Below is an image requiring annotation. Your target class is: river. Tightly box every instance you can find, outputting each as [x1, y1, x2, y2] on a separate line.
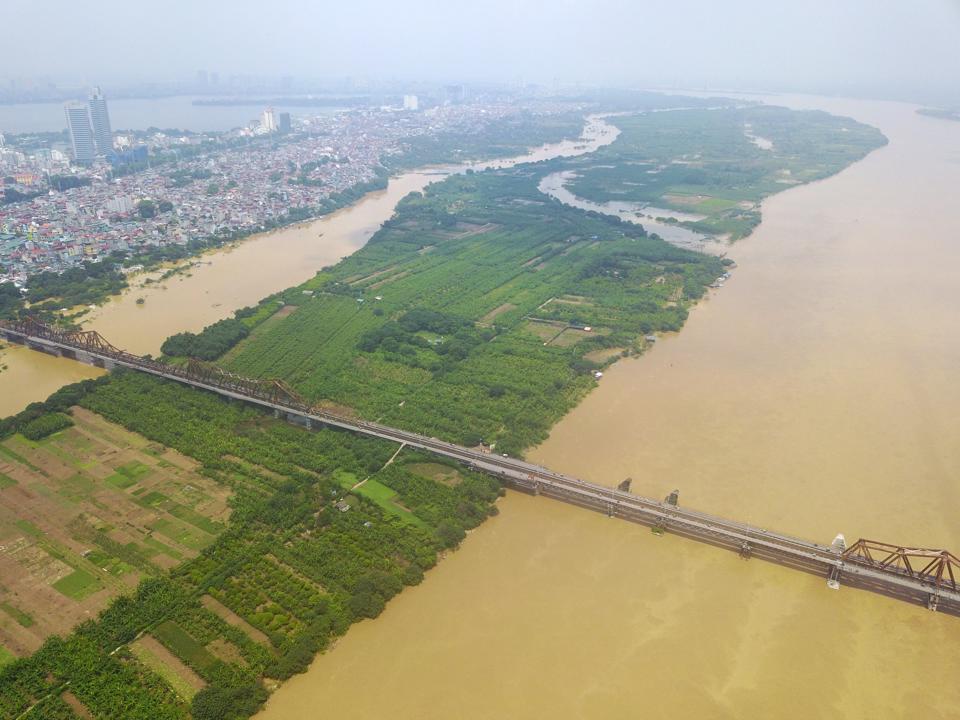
[0, 115, 619, 416]
[255, 96, 960, 719]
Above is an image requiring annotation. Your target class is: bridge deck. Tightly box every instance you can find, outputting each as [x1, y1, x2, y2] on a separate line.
[3, 323, 957, 617]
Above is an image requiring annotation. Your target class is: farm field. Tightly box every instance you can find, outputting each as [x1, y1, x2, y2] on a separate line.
[0, 406, 230, 660]
[221, 168, 727, 455]
[561, 106, 887, 238]
[0, 373, 502, 720]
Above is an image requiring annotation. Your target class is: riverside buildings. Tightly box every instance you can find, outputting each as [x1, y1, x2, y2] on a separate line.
[64, 102, 96, 162]
[64, 87, 114, 162]
[89, 87, 113, 154]
[1, 100, 581, 287]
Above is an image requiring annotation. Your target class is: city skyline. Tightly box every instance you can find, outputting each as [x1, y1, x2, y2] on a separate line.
[1, 1, 959, 106]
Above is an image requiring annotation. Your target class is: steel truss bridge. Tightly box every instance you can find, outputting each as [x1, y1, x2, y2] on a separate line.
[2, 317, 958, 617]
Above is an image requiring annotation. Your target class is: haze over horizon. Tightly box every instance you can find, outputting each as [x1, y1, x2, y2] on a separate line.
[4, 0, 960, 105]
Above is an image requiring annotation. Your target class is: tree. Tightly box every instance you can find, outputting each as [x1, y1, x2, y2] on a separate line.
[158, 200, 174, 212]
[137, 199, 157, 219]
[436, 520, 465, 549]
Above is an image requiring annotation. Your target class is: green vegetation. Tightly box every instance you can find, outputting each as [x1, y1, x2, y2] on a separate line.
[13, 262, 128, 320]
[20, 412, 75, 441]
[0, 646, 14, 669]
[0, 370, 501, 719]
[223, 168, 724, 454]
[129, 641, 199, 701]
[560, 106, 886, 238]
[387, 111, 586, 170]
[53, 569, 101, 600]
[0, 601, 34, 628]
[161, 318, 250, 360]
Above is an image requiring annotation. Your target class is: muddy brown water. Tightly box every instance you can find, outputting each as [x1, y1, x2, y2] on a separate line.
[255, 96, 960, 719]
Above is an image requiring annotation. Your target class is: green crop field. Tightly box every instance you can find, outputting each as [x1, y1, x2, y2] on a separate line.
[130, 640, 199, 701]
[0, 602, 34, 628]
[52, 568, 101, 600]
[152, 621, 219, 675]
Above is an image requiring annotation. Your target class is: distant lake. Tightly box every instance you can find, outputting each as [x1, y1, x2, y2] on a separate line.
[0, 96, 347, 134]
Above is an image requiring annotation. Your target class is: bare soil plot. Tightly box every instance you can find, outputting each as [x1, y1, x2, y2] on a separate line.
[522, 320, 568, 343]
[369, 270, 411, 290]
[548, 328, 594, 347]
[346, 264, 399, 286]
[0, 410, 232, 654]
[207, 637, 247, 667]
[201, 595, 272, 647]
[585, 347, 627, 363]
[478, 303, 517, 325]
[131, 635, 205, 700]
[444, 222, 500, 239]
[406, 462, 464, 487]
[61, 691, 94, 719]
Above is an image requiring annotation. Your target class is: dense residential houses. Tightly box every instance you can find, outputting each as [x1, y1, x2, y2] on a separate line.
[0, 101, 567, 287]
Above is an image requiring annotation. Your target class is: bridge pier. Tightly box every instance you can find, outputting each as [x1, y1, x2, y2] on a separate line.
[827, 564, 842, 590]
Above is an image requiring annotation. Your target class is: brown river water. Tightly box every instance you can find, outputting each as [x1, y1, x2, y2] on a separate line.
[0, 116, 617, 417]
[256, 96, 960, 719]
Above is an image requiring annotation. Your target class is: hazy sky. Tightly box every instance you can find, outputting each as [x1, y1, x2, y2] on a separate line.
[7, 0, 960, 102]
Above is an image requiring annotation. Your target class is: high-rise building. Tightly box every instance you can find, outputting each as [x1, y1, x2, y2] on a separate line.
[278, 112, 291, 133]
[88, 87, 113, 154]
[262, 107, 278, 132]
[64, 102, 95, 162]
[403, 95, 419, 111]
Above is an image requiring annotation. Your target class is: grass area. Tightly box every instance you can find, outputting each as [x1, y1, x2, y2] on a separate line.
[166, 502, 224, 536]
[149, 518, 215, 552]
[85, 549, 134, 577]
[152, 620, 218, 673]
[0, 601, 34, 627]
[129, 641, 199, 701]
[0, 443, 42, 473]
[143, 535, 185, 562]
[354, 479, 428, 528]
[0, 645, 14, 669]
[15, 519, 42, 538]
[0, 472, 15, 489]
[52, 568, 101, 600]
[105, 472, 138, 489]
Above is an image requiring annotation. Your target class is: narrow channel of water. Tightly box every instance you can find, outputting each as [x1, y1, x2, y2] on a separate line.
[0, 116, 619, 417]
[256, 96, 960, 719]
